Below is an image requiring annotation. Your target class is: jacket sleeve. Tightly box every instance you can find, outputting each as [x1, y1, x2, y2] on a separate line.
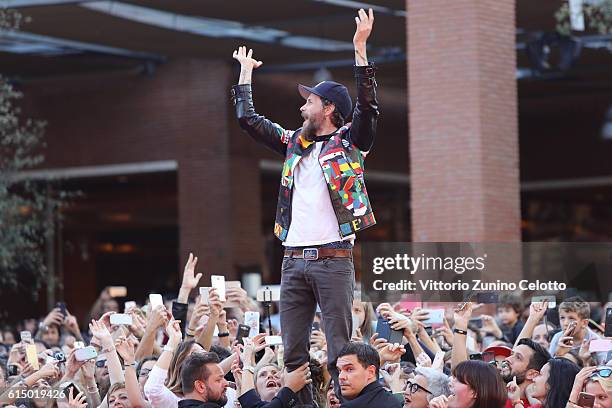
[238, 387, 298, 408]
[231, 84, 292, 157]
[172, 301, 188, 338]
[348, 64, 379, 153]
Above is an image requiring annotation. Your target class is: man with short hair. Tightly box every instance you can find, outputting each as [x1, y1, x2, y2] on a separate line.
[179, 352, 229, 408]
[231, 8, 378, 407]
[501, 338, 551, 408]
[335, 342, 402, 407]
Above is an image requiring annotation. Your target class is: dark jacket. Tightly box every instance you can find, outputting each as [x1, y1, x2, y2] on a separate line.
[178, 398, 224, 408]
[341, 381, 402, 408]
[238, 387, 298, 408]
[231, 64, 379, 241]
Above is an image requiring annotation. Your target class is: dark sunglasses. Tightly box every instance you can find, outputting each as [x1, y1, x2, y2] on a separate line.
[139, 368, 152, 377]
[405, 381, 433, 395]
[95, 359, 107, 368]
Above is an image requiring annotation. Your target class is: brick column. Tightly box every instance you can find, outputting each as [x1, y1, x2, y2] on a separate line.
[407, 0, 520, 242]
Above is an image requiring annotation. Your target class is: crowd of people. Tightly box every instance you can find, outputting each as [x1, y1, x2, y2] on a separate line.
[0, 254, 610, 408]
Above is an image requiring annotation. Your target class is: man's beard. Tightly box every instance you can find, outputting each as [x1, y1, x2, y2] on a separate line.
[206, 384, 228, 406]
[502, 370, 527, 385]
[302, 115, 320, 140]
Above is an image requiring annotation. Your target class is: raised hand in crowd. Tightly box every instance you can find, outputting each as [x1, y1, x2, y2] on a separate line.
[567, 366, 599, 405]
[67, 387, 88, 408]
[381, 362, 404, 393]
[480, 314, 503, 339]
[310, 329, 327, 352]
[451, 302, 473, 369]
[178, 252, 202, 303]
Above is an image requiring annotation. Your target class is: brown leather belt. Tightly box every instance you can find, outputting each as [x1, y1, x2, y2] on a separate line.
[284, 248, 352, 260]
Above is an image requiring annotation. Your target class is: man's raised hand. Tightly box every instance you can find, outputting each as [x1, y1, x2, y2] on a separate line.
[353, 8, 374, 47]
[232, 46, 263, 70]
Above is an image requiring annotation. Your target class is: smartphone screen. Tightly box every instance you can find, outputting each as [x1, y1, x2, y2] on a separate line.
[236, 324, 250, 345]
[211, 275, 226, 302]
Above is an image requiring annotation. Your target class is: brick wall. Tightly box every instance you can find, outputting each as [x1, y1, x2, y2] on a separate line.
[407, 0, 520, 242]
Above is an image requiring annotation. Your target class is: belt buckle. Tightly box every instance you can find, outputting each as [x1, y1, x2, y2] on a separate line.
[303, 248, 318, 261]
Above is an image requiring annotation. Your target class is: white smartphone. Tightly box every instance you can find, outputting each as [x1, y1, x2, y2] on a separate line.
[199, 287, 211, 304]
[532, 296, 556, 309]
[244, 311, 260, 338]
[124, 301, 137, 312]
[351, 314, 360, 337]
[74, 346, 98, 362]
[423, 309, 445, 327]
[211, 275, 226, 302]
[589, 339, 612, 353]
[110, 313, 133, 326]
[225, 281, 241, 307]
[149, 294, 163, 308]
[20, 331, 32, 344]
[265, 335, 283, 346]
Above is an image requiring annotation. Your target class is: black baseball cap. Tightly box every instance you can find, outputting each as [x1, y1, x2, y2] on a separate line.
[298, 81, 352, 120]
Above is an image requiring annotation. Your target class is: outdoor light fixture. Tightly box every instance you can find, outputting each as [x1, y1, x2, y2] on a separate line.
[526, 32, 582, 73]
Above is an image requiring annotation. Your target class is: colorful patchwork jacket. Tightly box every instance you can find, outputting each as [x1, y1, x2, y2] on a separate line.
[231, 64, 379, 241]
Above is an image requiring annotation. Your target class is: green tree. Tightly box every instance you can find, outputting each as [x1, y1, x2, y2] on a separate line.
[0, 8, 65, 299]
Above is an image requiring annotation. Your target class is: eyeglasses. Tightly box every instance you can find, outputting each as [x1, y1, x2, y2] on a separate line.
[139, 368, 152, 377]
[405, 381, 433, 395]
[95, 359, 107, 368]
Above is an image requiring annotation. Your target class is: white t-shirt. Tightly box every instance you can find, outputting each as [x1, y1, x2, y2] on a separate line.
[284, 141, 354, 246]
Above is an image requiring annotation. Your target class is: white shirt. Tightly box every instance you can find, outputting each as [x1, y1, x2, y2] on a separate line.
[284, 141, 354, 246]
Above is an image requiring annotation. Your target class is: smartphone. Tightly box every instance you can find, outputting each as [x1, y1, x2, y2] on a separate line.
[110, 313, 133, 326]
[225, 281, 241, 307]
[589, 339, 612, 353]
[277, 344, 284, 369]
[60, 381, 80, 400]
[312, 321, 321, 332]
[211, 275, 226, 302]
[577, 392, 595, 408]
[469, 317, 483, 329]
[109, 286, 127, 298]
[236, 324, 251, 345]
[476, 292, 498, 304]
[376, 316, 403, 344]
[469, 353, 483, 361]
[265, 335, 283, 346]
[53, 351, 66, 363]
[20, 331, 32, 343]
[532, 295, 556, 309]
[422, 309, 445, 327]
[149, 294, 163, 309]
[56, 302, 67, 317]
[25, 343, 39, 370]
[244, 311, 260, 338]
[74, 346, 98, 362]
[605, 307, 612, 338]
[124, 301, 137, 312]
[199, 287, 211, 304]
[7, 364, 18, 376]
[256, 286, 281, 302]
[351, 314, 360, 336]
[482, 351, 495, 363]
